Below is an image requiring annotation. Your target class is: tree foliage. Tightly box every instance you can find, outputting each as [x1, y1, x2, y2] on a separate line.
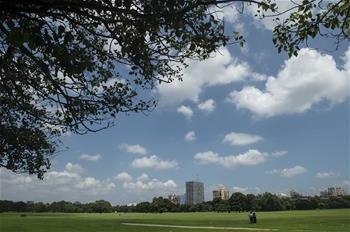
[1, 193, 349, 213]
[0, 0, 348, 178]
[272, 0, 350, 56]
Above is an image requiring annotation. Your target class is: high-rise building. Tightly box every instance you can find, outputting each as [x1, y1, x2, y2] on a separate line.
[328, 187, 336, 196]
[186, 181, 204, 205]
[213, 187, 230, 200]
[320, 187, 346, 197]
[335, 187, 346, 196]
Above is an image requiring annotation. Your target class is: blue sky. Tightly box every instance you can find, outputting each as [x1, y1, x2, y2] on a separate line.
[1, 3, 349, 205]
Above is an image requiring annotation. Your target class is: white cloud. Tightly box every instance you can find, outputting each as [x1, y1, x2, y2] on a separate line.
[157, 47, 260, 106]
[194, 149, 267, 168]
[0, 169, 33, 185]
[316, 171, 337, 179]
[119, 144, 147, 155]
[77, 177, 103, 189]
[228, 48, 350, 117]
[131, 155, 178, 170]
[223, 132, 263, 146]
[281, 166, 307, 177]
[177, 105, 193, 119]
[213, 4, 239, 23]
[270, 150, 288, 157]
[266, 169, 281, 175]
[80, 153, 102, 161]
[123, 179, 177, 192]
[185, 131, 196, 142]
[0, 163, 116, 201]
[267, 165, 307, 178]
[344, 47, 350, 71]
[65, 163, 84, 174]
[114, 172, 133, 182]
[104, 38, 121, 54]
[198, 99, 216, 113]
[136, 173, 149, 181]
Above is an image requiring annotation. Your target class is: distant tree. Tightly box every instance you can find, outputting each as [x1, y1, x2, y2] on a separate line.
[245, 194, 257, 211]
[229, 192, 247, 212]
[324, 196, 350, 209]
[135, 202, 151, 212]
[150, 197, 175, 213]
[0, 200, 14, 212]
[33, 202, 47, 212]
[257, 192, 283, 211]
[93, 200, 113, 213]
[13, 201, 27, 212]
[1, 194, 350, 213]
[1, 0, 348, 177]
[217, 201, 230, 212]
[279, 196, 295, 210]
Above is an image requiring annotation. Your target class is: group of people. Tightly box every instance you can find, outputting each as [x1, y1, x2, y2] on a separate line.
[248, 211, 257, 224]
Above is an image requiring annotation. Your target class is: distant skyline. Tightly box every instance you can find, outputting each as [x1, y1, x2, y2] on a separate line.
[1, 3, 349, 205]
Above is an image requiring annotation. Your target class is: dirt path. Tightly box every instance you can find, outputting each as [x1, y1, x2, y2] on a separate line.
[121, 222, 279, 231]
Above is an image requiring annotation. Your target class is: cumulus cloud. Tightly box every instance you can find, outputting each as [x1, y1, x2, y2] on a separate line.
[131, 155, 178, 170]
[114, 172, 177, 194]
[119, 144, 147, 155]
[65, 163, 84, 173]
[185, 131, 196, 142]
[267, 165, 307, 177]
[137, 173, 149, 181]
[223, 132, 263, 146]
[344, 47, 350, 71]
[194, 149, 268, 168]
[0, 169, 33, 186]
[212, 4, 239, 23]
[177, 105, 193, 119]
[0, 164, 116, 202]
[80, 153, 102, 161]
[198, 99, 216, 113]
[114, 172, 133, 182]
[123, 179, 177, 192]
[157, 47, 263, 106]
[228, 48, 350, 117]
[316, 171, 337, 179]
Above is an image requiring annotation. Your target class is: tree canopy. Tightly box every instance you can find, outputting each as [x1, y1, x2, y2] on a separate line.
[0, 0, 349, 178]
[1, 193, 349, 213]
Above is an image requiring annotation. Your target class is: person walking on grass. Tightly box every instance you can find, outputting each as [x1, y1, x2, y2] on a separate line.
[252, 212, 257, 223]
[248, 211, 253, 223]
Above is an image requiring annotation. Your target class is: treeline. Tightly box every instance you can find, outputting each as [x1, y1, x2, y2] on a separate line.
[116, 193, 350, 213]
[1, 193, 349, 213]
[0, 200, 113, 213]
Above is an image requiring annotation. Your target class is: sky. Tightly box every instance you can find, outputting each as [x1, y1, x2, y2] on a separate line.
[1, 2, 349, 205]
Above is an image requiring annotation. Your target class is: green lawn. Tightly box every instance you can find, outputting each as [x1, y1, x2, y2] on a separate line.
[0, 209, 349, 232]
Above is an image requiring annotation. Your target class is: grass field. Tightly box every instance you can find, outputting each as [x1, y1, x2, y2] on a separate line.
[0, 209, 349, 232]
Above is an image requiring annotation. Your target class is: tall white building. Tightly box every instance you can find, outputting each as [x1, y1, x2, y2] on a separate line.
[213, 187, 230, 200]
